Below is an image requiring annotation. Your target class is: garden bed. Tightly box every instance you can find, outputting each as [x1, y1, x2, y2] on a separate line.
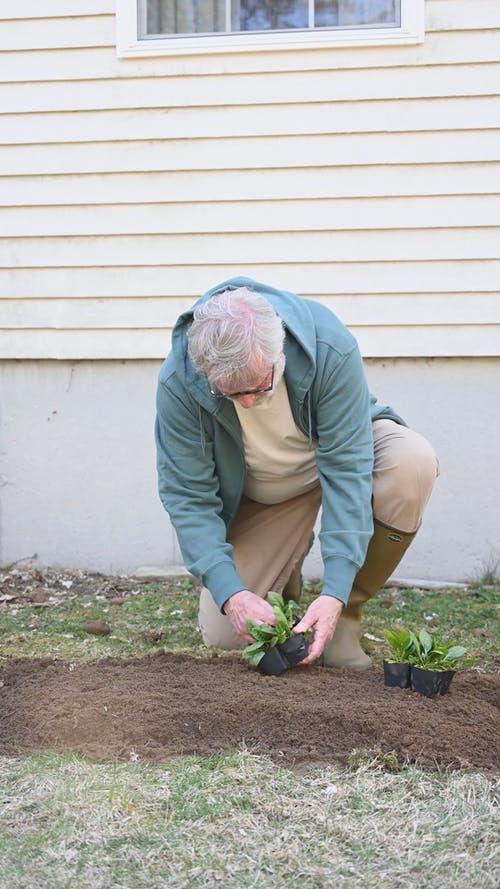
[0, 651, 498, 771]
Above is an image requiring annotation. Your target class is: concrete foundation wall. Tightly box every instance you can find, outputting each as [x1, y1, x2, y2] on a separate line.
[1, 358, 499, 584]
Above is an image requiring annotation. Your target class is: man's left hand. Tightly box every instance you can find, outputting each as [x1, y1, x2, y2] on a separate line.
[293, 595, 343, 664]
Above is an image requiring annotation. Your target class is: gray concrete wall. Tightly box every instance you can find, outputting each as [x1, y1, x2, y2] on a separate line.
[1, 358, 499, 583]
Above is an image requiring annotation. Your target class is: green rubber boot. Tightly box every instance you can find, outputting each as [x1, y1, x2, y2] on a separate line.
[321, 520, 417, 668]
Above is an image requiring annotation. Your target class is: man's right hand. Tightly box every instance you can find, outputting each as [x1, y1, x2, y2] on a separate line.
[223, 589, 276, 642]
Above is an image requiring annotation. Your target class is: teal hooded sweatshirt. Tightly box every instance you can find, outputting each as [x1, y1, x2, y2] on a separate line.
[155, 276, 405, 611]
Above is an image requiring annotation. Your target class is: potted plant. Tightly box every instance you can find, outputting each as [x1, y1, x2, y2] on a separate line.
[383, 626, 473, 697]
[242, 591, 308, 676]
[382, 628, 413, 688]
[409, 629, 471, 697]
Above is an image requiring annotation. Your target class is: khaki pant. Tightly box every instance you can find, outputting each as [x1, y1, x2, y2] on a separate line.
[199, 419, 439, 649]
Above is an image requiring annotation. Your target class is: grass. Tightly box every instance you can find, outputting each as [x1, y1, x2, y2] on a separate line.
[0, 572, 498, 888]
[1, 577, 498, 670]
[0, 750, 497, 889]
[305, 580, 499, 671]
[359, 584, 499, 671]
[468, 556, 500, 589]
[0, 578, 203, 662]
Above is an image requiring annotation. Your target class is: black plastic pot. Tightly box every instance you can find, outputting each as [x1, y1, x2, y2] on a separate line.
[383, 660, 411, 689]
[258, 634, 308, 676]
[411, 666, 456, 697]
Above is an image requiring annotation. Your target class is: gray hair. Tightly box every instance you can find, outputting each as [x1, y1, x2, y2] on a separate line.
[187, 287, 285, 389]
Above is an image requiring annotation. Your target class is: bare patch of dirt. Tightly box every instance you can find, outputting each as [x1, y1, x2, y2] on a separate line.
[0, 653, 498, 771]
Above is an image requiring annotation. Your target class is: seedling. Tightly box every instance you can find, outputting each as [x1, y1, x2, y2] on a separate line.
[409, 628, 471, 671]
[242, 591, 308, 675]
[383, 626, 475, 697]
[383, 628, 415, 664]
[384, 627, 472, 670]
[242, 591, 298, 667]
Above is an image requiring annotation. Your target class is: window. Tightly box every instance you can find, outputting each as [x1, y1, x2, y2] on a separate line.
[117, 0, 424, 56]
[142, 1, 400, 37]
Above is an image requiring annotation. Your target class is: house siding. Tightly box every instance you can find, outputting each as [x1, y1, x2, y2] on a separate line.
[1, 0, 499, 360]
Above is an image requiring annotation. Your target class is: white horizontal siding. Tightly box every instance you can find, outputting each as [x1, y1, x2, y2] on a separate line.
[3, 261, 499, 297]
[1, 1, 115, 16]
[1, 325, 497, 361]
[1, 0, 499, 360]
[3, 196, 500, 237]
[0, 16, 115, 51]
[1, 164, 498, 206]
[426, 0, 500, 31]
[3, 97, 500, 146]
[2, 131, 500, 177]
[3, 294, 498, 327]
[2, 30, 500, 82]
[3, 64, 500, 114]
[2, 229, 498, 266]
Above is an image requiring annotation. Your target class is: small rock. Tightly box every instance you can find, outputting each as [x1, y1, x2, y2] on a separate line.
[109, 597, 125, 606]
[83, 620, 111, 636]
[30, 591, 47, 604]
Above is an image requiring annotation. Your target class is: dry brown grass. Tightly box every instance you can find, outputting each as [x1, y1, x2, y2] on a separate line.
[0, 749, 498, 889]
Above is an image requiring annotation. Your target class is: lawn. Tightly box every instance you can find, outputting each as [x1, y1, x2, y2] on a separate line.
[0, 563, 498, 888]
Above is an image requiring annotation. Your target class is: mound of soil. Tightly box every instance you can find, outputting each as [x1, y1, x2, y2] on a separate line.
[0, 653, 498, 771]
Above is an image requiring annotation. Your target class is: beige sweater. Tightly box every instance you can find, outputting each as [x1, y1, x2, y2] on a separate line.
[234, 378, 319, 504]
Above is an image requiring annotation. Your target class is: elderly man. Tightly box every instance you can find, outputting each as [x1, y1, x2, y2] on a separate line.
[155, 276, 438, 667]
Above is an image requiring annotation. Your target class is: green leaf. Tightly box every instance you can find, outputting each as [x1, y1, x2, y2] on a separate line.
[245, 619, 278, 643]
[254, 625, 277, 639]
[409, 631, 421, 656]
[246, 619, 261, 635]
[285, 600, 298, 624]
[445, 645, 467, 661]
[383, 629, 398, 647]
[267, 591, 285, 610]
[274, 611, 288, 630]
[384, 628, 415, 662]
[276, 621, 291, 644]
[419, 629, 433, 654]
[249, 650, 265, 666]
[242, 641, 265, 655]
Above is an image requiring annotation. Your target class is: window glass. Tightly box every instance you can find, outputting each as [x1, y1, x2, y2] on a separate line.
[238, 1, 309, 32]
[144, 1, 225, 35]
[315, 1, 398, 27]
[143, 0, 400, 37]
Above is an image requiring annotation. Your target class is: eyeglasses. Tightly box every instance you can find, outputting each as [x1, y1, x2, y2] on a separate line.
[209, 365, 275, 399]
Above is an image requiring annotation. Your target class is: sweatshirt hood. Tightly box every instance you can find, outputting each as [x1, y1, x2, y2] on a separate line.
[171, 276, 317, 411]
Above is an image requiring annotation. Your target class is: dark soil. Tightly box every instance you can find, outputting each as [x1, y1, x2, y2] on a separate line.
[0, 652, 498, 771]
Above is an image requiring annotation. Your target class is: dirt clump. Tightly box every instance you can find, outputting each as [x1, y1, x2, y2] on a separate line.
[0, 653, 498, 771]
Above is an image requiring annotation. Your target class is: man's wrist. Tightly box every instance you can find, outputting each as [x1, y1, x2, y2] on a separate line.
[222, 589, 247, 615]
[320, 592, 345, 608]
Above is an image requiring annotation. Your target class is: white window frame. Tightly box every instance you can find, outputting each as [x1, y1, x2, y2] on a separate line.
[116, 1, 424, 58]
